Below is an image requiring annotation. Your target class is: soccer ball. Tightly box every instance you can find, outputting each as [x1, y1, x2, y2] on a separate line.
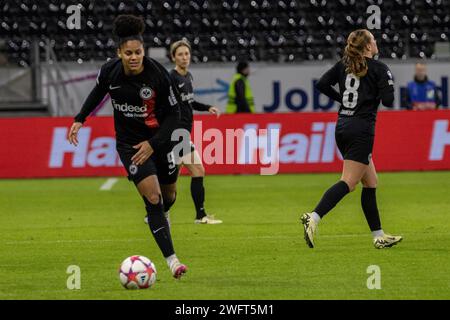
[119, 255, 157, 289]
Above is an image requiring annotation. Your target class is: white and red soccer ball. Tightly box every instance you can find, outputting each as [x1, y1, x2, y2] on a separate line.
[119, 255, 157, 289]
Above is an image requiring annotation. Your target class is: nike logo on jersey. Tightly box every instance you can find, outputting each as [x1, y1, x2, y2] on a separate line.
[168, 168, 177, 175]
[109, 85, 121, 90]
[178, 83, 185, 88]
[152, 227, 164, 234]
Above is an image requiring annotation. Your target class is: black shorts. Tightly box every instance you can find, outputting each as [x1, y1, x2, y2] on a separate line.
[335, 117, 375, 165]
[117, 146, 180, 186]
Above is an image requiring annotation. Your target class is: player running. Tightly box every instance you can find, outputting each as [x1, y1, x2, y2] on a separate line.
[300, 29, 402, 249]
[167, 39, 222, 224]
[68, 15, 187, 278]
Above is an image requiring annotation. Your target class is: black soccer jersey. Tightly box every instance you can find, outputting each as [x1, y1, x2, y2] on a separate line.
[169, 69, 211, 132]
[75, 57, 182, 152]
[316, 57, 395, 122]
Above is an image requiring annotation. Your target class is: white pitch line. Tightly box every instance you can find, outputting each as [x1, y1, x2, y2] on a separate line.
[100, 178, 118, 191]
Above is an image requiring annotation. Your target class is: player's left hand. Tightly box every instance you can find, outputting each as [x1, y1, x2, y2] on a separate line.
[208, 106, 221, 118]
[131, 141, 154, 165]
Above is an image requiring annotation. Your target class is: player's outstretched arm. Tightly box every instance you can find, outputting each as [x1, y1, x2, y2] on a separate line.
[192, 101, 221, 118]
[70, 66, 109, 147]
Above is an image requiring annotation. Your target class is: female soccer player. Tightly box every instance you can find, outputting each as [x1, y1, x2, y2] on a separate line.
[168, 39, 222, 225]
[68, 15, 187, 278]
[301, 29, 402, 249]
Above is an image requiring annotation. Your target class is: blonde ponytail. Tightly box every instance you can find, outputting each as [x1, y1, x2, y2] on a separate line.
[342, 29, 372, 77]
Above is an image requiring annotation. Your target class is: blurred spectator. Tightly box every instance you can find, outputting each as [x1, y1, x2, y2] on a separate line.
[226, 61, 255, 113]
[405, 62, 440, 110]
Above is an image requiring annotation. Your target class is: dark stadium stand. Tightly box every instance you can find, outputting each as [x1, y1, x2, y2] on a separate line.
[0, 0, 449, 66]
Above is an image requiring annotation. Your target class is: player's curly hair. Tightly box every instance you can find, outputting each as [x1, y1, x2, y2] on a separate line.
[113, 14, 145, 46]
[342, 29, 372, 77]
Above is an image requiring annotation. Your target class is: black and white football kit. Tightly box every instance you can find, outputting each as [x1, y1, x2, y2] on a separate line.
[75, 57, 184, 184]
[316, 57, 395, 164]
[169, 69, 212, 159]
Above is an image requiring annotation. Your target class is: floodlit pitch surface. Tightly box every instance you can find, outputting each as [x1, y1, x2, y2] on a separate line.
[0, 172, 449, 299]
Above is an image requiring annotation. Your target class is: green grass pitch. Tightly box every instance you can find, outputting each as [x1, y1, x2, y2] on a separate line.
[0, 171, 449, 300]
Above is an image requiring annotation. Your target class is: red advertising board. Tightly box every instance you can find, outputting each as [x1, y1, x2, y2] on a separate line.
[0, 110, 449, 178]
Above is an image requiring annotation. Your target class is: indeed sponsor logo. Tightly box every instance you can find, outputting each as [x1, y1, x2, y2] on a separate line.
[112, 99, 147, 114]
[181, 92, 194, 102]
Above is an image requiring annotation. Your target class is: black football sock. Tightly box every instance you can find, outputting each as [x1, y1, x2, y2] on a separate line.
[361, 187, 382, 232]
[163, 192, 176, 213]
[143, 196, 174, 258]
[313, 180, 350, 218]
[191, 177, 207, 219]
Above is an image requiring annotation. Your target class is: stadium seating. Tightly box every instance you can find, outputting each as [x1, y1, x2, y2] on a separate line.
[0, 0, 449, 66]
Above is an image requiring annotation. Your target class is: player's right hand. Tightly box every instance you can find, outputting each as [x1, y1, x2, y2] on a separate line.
[68, 122, 83, 146]
[208, 106, 221, 118]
